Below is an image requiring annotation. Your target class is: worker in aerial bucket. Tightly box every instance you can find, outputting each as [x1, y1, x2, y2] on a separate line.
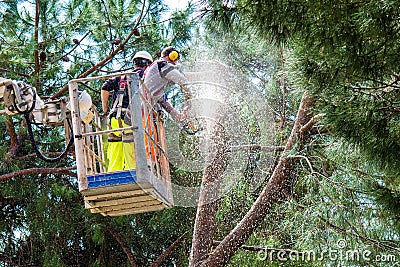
[101, 50, 153, 172]
[143, 46, 192, 121]
[141, 46, 193, 164]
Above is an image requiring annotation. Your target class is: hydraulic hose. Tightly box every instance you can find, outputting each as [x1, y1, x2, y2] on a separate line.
[23, 111, 74, 162]
[13, 83, 37, 114]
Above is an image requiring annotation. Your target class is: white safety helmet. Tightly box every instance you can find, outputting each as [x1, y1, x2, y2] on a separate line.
[133, 50, 153, 63]
[79, 90, 92, 111]
[78, 90, 93, 124]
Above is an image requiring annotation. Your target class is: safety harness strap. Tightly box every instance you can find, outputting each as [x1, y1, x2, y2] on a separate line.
[108, 75, 127, 129]
[159, 62, 175, 78]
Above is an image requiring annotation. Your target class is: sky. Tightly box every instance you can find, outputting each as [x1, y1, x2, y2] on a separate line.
[164, 0, 191, 11]
[17, 0, 192, 17]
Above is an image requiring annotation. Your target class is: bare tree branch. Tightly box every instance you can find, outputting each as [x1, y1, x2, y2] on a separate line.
[106, 227, 138, 267]
[50, 0, 147, 99]
[0, 166, 76, 181]
[351, 73, 400, 91]
[149, 232, 187, 267]
[52, 31, 91, 64]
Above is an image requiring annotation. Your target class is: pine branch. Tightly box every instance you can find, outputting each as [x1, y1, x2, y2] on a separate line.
[149, 232, 187, 267]
[290, 154, 345, 206]
[318, 215, 400, 253]
[0, 68, 30, 78]
[50, 0, 146, 99]
[294, 203, 400, 253]
[106, 227, 138, 267]
[5, 115, 18, 158]
[0, 166, 76, 181]
[51, 31, 91, 64]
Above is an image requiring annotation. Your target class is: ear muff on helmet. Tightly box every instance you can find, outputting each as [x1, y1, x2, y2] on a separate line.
[168, 50, 179, 61]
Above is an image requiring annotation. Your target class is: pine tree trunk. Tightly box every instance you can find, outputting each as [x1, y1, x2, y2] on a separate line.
[5, 116, 18, 158]
[189, 123, 228, 266]
[198, 92, 314, 266]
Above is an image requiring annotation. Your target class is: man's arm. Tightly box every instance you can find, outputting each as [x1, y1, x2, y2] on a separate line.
[101, 90, 110, 113]
[160, 100, 183, 122]
[101, 77, 118, 113]
[164, 68, 193, 100]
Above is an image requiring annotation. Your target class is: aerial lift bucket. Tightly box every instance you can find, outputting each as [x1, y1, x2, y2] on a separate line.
[68, 73, 173, 216]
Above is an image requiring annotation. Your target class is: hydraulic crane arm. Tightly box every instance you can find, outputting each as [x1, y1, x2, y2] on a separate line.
[0, 77, 93, 161]
[0, 77, 38, 115]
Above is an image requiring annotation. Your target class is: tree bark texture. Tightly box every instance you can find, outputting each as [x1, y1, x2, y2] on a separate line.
[198, 92, 314, 266]
[189, 123, 229, 266]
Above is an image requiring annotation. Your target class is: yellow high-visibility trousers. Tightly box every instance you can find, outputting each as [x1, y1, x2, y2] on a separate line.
[107, 117, 136, 172]
[107, 141, 123, 172]
[123, 140, 136, 170]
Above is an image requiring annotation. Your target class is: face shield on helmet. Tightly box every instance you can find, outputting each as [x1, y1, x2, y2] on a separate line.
[133, 58, 151, 67]
[132, 51, 153, 67]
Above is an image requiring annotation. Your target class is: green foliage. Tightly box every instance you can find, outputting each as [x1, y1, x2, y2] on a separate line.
[224, 138, 400, 266]
[202, 0, 400, 180]
[3, 0, 400, 266]
[198, 1, 400, 265]
[90, 223, 105, 245]
[1, 0, 196, 266]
